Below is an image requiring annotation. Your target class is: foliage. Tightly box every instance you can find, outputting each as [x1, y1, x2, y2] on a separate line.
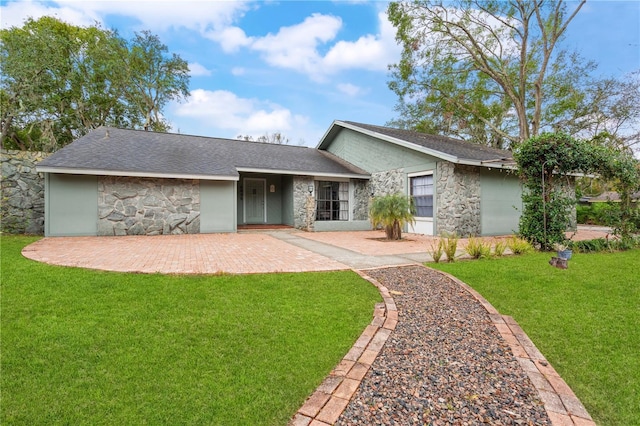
[387, 0, 588, 148]
[432, 250, 640, 425]
[0, 17, 190, 151]
[576, 203, 611, 225]
[369, 193, 416, 240]
[567, 72, 640, 153]
[125, 31, 190, 132]
[442, 232, 459, 262]
[429, 238, 444, 263]
[589, 146, 640, 243]
[565, 237, 640, 253]
[507, 236, 533, 255]
[515, 132, 594, 250]
[237, 132, 291, 144]
[465, 237, 491, 259]
[493, 240, 507, 257]
[1, 236, 381, 425]
[516, 131, 639, 248]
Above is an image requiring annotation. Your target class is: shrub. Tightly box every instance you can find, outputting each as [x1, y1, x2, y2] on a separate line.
[465, 237, 491, 259]
[508, 236, 533, 255]
[493, 240, 507, 257]
[429, 239, 444, 263]
[569, 238, 610, 253]
[442, 233, 459, 262]
[369, 193, 415, 240]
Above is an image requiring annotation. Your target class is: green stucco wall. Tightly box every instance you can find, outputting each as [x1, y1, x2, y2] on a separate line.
[281, 175, 294, 226]
[45, 173, 97, 236]
[479, 169, 523, 235]
[325, 128, 438, 172]
[200, 180, 236, 233]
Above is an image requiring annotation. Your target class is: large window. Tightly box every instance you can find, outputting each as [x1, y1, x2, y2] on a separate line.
[315, 181, 349, 221]
[411, 174, 433, 218]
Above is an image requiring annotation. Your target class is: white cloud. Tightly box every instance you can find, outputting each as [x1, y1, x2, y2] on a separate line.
[1, 0, 250, 35]
[204, 26, 253, 53]
[337, 83, 366, 97]
[0, 0, 101, 27]
[231, 67, 246, 76]
[323, 12, 400, 72]
[171, 89, 309, 141]
[250, 13, 343, 80]
[188, 62, 212, 77]
[247, 11, 400, 80]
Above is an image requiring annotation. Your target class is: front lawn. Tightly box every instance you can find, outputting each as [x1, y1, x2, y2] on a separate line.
[432, 250, 639, 426]
[1, 236, 381, 425]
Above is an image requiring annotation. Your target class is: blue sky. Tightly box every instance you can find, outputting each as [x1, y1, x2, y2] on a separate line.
[1, 0, 639, 146]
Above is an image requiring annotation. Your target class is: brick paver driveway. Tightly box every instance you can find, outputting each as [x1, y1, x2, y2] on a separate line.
[21, 226, 610, 274]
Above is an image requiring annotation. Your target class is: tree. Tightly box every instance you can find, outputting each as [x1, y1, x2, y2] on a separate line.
[236, 132, 291, 144]
[562, 72, 640, 153]
[387, 0, 588, 149]
[0, 17, 190, 151]
[369, 193, 416, 240]
[125, 31, 190, 132]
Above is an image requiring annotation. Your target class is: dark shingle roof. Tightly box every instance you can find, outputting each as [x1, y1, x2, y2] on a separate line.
[37, 127, 369, 179]
[324, 121, 514, 164]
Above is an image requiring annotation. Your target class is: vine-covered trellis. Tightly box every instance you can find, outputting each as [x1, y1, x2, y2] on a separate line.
[514, 133, 640, 250]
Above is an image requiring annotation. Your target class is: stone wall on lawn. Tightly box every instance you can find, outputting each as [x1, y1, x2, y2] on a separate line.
[1, 150, 49, 234]
[98, 176, 200, 236]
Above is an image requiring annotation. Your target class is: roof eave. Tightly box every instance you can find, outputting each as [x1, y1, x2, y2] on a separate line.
[236, 167, 369, 179]
[320, 120, 460, 163]
[36, 166, 239, 181]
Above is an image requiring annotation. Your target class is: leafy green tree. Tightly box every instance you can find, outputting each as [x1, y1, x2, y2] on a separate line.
[0, 17, 190, 151]
[125, 31, 190, 132]
[387, 0, 589, 148]
[369, 193, 416, 240]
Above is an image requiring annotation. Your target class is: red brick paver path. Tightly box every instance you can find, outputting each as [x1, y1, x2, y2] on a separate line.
[22, 233, 348, 274]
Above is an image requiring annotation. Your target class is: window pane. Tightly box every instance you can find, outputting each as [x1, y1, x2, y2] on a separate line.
[315, 180, 349, 221]
[411, 175, 433, 218]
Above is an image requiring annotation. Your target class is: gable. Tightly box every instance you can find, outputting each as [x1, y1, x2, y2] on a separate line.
[318, 121, 515, 170]
[322, 127, 439, 172]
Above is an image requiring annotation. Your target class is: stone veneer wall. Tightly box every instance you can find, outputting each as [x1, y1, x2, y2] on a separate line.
[293, 176, 315, 230]
[436, 162, 481, 237]
[370, 168, 404, 197]
[98, 176, 200, 236]
[352, 179, 370, 221]
[1, 150, 49, 234]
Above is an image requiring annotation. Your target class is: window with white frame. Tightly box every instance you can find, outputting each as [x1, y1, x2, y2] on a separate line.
[315, 181, 349, 221]
[410, 174, 433, 218]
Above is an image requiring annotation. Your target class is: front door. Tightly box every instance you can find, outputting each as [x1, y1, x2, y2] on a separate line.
[244, 178, 266, 223]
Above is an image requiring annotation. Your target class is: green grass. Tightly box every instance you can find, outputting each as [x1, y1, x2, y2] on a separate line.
[432, 250, 640, 426]
[1, 236, 381, 425]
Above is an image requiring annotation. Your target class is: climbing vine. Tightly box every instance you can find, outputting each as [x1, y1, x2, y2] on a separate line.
[515, 132, 640, 250]
[514, 133, 591, 250]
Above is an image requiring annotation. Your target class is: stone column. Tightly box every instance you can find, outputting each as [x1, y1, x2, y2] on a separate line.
[305, 194, 315, 232]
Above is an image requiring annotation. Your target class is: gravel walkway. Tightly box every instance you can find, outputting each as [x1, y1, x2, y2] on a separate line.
[336, 266, 551, 425]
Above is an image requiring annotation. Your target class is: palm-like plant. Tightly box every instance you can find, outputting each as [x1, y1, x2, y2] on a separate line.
[369, 193, 416, 240]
